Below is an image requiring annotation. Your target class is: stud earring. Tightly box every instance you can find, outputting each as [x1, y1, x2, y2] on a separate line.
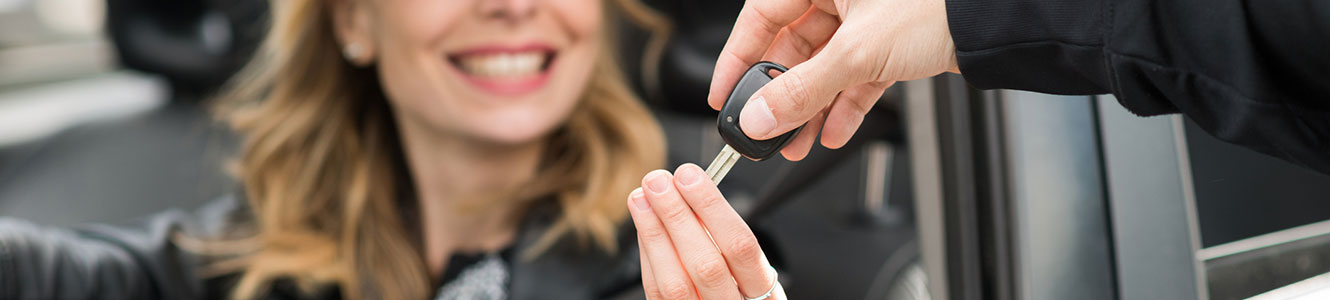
[343, 43, 364, 61]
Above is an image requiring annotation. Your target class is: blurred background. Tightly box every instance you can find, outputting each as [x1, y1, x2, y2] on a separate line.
[0, 0, 251, 226]
[1, 0, 1329, 299]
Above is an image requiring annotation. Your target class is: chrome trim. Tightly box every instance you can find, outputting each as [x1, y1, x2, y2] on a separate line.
[904, 78, 948, 300]
[1200, 218, 1330, 261]
[863, 141, 894, 212]
[1173, 115, 1209, 299]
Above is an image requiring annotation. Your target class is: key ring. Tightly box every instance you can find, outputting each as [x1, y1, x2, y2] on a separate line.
[743, 266, 779, 300]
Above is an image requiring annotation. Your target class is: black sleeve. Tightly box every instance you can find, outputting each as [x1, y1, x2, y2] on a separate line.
[945, 0, 1330, 174]
[0, 197, 244, 299]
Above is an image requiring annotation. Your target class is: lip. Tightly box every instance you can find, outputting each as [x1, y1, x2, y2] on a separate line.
[446, 43, 557, 97]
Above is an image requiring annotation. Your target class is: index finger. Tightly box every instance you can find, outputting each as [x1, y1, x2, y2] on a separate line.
[707, 0, 821, 110]
[671, 164, 775, 298]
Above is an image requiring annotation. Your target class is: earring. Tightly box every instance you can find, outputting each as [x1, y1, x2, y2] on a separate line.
[343, 43, 364, 61]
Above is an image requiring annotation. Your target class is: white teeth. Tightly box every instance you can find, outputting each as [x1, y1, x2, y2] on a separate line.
[457, 52, 547, 78]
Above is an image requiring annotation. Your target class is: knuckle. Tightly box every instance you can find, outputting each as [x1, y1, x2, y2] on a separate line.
[746, 4, 783, 36]
[689, 190, 729, 213]
[638, 225, 670, 242]
[692, 259, 734, 289]
[785, 28, 817, 57]
[778, 71, 816, 115]
[727, 234, 764, 264]
[846, 92, 875, 115]
[658, 205, 695, 227]
[659, 279, 696, 300]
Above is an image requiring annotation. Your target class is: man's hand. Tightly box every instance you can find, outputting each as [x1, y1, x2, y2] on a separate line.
[708, 0, 959, 160]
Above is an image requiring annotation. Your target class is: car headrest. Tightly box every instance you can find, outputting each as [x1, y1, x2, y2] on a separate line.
[105, 0, 268, 98]
[619, 0, 745, 116]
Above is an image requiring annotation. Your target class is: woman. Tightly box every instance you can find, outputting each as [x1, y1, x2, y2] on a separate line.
[0, 0, 678, 298]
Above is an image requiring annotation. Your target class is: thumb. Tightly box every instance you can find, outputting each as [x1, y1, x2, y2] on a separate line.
[738, 48, 864, 140]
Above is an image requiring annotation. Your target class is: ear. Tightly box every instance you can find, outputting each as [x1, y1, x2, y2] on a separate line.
[330, 0, 376, 65]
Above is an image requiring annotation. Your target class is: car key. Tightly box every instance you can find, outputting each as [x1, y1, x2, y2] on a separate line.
[704, 61, 806, 184]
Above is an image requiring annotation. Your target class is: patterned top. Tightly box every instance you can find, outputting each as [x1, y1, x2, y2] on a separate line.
[434, 254, 509, 300]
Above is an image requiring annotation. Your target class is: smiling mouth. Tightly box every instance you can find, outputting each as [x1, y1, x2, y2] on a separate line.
[445, 45, 558, 96]
[448, 50, 556, 78]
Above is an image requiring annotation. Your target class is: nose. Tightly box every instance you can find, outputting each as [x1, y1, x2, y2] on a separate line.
[480, 0, 537, 21]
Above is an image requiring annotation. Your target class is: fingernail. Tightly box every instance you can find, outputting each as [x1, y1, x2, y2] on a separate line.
[629, 188, 649, 211]
[739, 96, 777, 138]
[676, 163, 702, 187]
[644, 170, 671, 195]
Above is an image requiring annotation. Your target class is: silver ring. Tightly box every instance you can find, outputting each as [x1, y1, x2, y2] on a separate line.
[743, 266, 778, 300]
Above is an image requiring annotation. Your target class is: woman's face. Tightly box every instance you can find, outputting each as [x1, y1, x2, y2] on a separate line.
[344, 0, 604, 145]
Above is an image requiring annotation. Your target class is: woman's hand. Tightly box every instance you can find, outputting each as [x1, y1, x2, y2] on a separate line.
[627, 164, 785, 300]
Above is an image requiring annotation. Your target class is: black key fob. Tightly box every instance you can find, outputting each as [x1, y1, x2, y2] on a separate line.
[718, 61, 805, 161]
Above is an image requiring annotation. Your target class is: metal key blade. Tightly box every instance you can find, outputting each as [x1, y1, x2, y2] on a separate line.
[705, 145, 743, 185]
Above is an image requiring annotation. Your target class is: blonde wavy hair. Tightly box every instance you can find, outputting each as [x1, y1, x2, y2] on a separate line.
[208, 0, 670, 298]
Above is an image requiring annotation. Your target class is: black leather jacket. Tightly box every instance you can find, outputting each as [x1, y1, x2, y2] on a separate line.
[0, 196, 646, 299]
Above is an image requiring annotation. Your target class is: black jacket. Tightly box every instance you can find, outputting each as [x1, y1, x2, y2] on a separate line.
[947, 0, 1330, 173]
[0, 196, 645, 299]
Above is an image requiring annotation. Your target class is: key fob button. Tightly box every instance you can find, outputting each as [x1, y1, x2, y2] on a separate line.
[717, 61, 804, 161]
